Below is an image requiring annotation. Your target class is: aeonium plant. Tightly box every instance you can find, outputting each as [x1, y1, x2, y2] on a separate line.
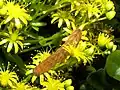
[51, 0, 116, 30]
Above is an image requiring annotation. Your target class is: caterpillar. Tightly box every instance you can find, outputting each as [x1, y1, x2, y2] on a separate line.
[33, 29, 82, 76]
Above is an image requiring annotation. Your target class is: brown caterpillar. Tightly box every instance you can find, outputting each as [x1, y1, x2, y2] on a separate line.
[33, 29, 82, 76]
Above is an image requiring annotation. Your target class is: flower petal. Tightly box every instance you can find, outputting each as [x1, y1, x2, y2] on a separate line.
[58, 18, 63, 28]
[0, 39, 8, 45]
[19, 16, 27, 25]
[16, 41, 23, 49]
[15, 18, 22, 29]
[14, 42, 19, 54]
[7, 42, 13, 53]
[32, 75, 37, 83]
[17, 36, 24, 41]
[4, 16, 13, 24]
[51, 17, 59, 24]
[64, 19, 70, 28]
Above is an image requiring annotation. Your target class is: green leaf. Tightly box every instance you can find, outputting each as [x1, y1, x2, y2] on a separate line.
[4, 53, 25, 74]
[105, 50, 120, 81]
[87, 69, 109, 90]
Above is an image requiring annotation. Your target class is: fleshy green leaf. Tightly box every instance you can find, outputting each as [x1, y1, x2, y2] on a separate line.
[87, 69, 109, 90]
[105, 50, 120, 81]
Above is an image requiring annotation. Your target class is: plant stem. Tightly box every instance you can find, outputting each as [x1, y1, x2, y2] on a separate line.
[79, 17, 107, 30]
[18, 45, 41, 54]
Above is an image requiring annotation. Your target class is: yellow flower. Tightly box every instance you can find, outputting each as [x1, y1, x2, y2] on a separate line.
[51, 10, 74, 28]
[40, 73, 64, 90]
[98, 33, 111, 47]
[25, 50, 51, 83]
[63, 41, 93, 65]
[0, 70, 18, 87]
[3, 1, 32, 29]
[0, 30, 24, 53]
[32, 51, 51, 65]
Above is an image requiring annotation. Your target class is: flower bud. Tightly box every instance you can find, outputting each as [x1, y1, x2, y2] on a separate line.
[85, 46, 94, 55]
[106, 1, 114, 11]
[98, 33, 110, 47]
[66, 86, 74, 90]
[112, 45, 117, 52]
[106, 11, 116, 20]
[106, 42, 114, 49]
[64, 79, 72, 87]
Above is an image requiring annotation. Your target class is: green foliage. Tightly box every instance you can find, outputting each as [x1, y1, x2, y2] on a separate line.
[86, 69, 108, 90]
[105, 50, 120, 81]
